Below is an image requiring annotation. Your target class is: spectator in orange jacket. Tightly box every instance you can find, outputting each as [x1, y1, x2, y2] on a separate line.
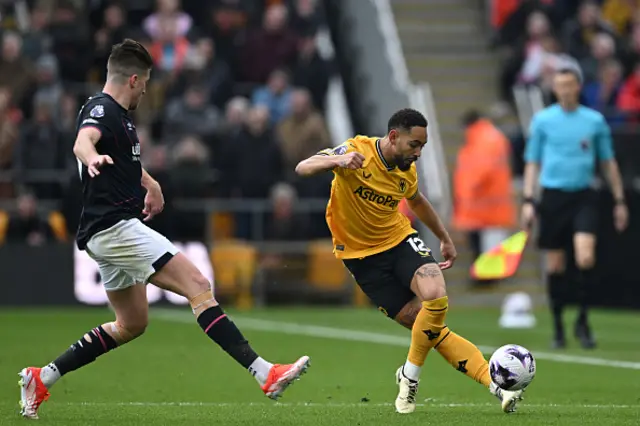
[453, 110, 517, 287]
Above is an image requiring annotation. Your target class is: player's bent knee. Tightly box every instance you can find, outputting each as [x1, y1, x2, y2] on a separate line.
[104, 319, 147, 344]
[574, 233, 596, 269]
[192, 272, 212, 294]
[411, 263, 447, 301]
[545, 250, 565, 274]
[575, 252, 596, 270]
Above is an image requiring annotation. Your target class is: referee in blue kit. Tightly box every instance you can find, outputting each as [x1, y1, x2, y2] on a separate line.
[522, 67, 628, 350]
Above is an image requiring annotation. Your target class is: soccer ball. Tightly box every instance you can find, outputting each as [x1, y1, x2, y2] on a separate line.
[489, 344, 536, 391]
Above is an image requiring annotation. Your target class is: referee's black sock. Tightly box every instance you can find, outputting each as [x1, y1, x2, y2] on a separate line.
[577, 268, 595, 325]
[197, 305, 260, 369]
[547, 273, 566, 339]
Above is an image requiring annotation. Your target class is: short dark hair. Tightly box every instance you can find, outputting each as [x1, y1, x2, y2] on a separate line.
[387, 108, 428, 133]
[107, 39, 153, 80]
[555, 67, 583, 84]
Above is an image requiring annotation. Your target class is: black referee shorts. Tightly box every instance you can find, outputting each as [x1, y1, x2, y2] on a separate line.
[537, 188, 599, 250]
[343, 233, 437, 319]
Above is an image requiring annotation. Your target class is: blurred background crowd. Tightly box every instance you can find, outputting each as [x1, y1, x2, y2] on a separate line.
[0, 0, 638, 300]
[492, 0, 640, 176]
[0, 0, 334, 246]
[496, 0, 640, 120]
[451, 0, 640, 281]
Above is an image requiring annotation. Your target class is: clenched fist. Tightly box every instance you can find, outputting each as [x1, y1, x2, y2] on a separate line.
[336, 152, 365, 170]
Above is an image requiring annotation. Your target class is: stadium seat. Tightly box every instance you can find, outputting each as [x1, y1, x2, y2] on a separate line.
[0, 210, 8, 245]
[210, 240, 257, 309]
[48, 211, 68, 242]
[307, 239, 347, 291]
[209, 212, 235, 241]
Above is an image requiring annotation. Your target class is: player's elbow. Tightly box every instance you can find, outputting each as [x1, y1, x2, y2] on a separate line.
[72, 142, 82, 159]
[295, 159, 314, 177]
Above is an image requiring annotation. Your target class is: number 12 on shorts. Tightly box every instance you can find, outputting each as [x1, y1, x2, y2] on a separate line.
[407, 236, 430, 256]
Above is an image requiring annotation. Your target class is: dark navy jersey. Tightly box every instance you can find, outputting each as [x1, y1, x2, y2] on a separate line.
[75, 92, 144, 249]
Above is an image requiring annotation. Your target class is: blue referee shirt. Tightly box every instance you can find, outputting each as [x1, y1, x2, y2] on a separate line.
[524, 104, 615, 191]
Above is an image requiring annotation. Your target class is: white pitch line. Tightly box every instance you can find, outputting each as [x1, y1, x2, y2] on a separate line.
[66, 401, 640, 409]
[152, 309, 640, 371]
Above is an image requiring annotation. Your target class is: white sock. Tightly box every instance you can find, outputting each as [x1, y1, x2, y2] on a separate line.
[402, 360, 421, 382]
[248, 357, 273, 386]
[40, 363, 61, 388]
[490, 382, 503, 395]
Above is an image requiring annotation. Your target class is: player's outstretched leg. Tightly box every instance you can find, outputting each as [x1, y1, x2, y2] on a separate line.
[433, 330, 523, 413]
[394, 263, 523, 414]
[395, 296, 524, 414]
[150, 252, 310, 400]
[19, 283, 149, 419]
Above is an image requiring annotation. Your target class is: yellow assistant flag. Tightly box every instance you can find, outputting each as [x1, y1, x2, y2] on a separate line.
[470, 231, 529, 280]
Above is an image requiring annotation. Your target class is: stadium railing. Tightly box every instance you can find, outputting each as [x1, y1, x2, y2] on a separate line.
[0, 188, 362, 308]
[315, 26, 355, 146]
[512, 85, 546, 138]
[407, 82, 452, 223]
[374, 0, 452, 244]
[4, 173, 640, 309]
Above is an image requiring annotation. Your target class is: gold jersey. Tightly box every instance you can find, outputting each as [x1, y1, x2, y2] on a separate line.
[318, 135, 419, 259]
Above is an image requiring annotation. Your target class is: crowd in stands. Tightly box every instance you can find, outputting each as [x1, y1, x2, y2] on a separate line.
[488, 0, 640, 179]
[495, 0, 640, 125]
[0, 0, 334, 245]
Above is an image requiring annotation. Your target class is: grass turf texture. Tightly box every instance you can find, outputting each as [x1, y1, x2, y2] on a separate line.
[1, 306, 639, 425]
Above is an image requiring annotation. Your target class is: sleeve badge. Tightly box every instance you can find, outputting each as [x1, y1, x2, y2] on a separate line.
[89, 105, 105, 118]
[333, 144, 348, 155]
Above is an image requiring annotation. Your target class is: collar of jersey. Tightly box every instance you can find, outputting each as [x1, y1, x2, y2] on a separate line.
[376, 139, 395, 171]
[101, 92, 128, 113]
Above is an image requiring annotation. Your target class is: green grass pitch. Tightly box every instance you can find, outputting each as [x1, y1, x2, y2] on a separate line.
[1, 306, 639, 425]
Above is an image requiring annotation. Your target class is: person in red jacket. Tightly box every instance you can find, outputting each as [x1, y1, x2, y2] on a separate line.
[617, 61, 640, 122]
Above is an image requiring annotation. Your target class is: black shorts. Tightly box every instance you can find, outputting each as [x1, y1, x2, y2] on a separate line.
[537, 188, 598, 250]
[343, 233, 437, 318]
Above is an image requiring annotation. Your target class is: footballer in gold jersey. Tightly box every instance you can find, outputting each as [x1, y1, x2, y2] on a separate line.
[296, 109, 524, 415]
